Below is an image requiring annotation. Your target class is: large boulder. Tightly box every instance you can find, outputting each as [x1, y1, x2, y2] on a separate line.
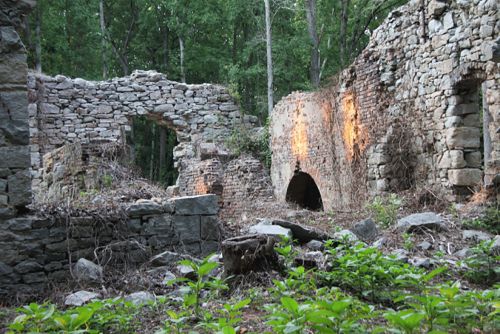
[272, 219, 331, 243]
[169, 194, 218, 215]
[73, 258, 103, 283]
[396, 212, 445, 233]
[350, 219, 379, 241]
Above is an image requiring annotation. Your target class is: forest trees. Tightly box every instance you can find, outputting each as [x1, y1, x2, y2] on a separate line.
[24, 0, 407, 120]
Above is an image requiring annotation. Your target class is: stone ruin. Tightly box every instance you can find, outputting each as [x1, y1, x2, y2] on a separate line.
[1, 0, 499, 296]
[271, 0, 499, 211]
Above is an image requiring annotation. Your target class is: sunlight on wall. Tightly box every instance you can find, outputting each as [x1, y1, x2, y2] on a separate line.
[342, 93, 367, 161]
[194, 177, 209, 194]
[291, 104, 309, 160]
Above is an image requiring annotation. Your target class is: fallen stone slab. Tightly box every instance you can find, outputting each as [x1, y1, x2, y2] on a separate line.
[126, 199, 164, 217]
[169, 194, 218, 215]
[65, 290, 100, 306]
[271, 219, 331, 243]
[249, 219, 292, 238]
[351, 219, 379, 241]
[396, 212, 445, 233]
[294, 251, 326, 270]
[305, 240, 324, 251]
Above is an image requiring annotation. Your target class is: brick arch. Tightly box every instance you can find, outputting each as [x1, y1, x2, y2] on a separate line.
[285, 171, 323, 210]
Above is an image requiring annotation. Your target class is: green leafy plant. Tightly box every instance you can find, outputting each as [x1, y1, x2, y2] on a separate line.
[168, 254, 227, 318]
[384, 309, 425, 334]
[464, 240, 500, 285]
[366, 193, 402, 228]
[462, 205, 500, 234]
[402, 233, 414, 252]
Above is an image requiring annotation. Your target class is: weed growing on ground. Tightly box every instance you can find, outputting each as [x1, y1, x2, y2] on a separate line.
[366, 193, 403, 227]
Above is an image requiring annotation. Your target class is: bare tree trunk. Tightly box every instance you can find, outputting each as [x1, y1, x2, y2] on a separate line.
[305, 0, 320, 87]
[162, 27, 169, 73]
[264, 0, 273, 115]
[35, 1, 42, 73]
[159, 127, 167, 182]
[149, 124, 156, 181]
[340, 0, 350, 66]
[99, 0, 108, 79]
[179, 36, 185, 83]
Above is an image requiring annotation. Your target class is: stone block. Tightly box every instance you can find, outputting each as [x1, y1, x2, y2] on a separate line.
[446, 127, 480, 148]
[438, 150, 466, 168]
[22, 272, 47, 284]
[448, 169, 483, 186]
[172, 215, 200, 243]
[465, 151, 482, 168]
[170, 194, 219, 215]
[0, 146, 30, 168]
[0, 53, 27, 84]
[200, 216, 220, 240]
[0, 91, 28, 120]
[5, 217, 33, 231]
[446, 104, 478, 116]
[0, 119, 29, 145]
[14, 260, 43, 274]
[7, 170, 31, 206]
[126, 199, 164, 217]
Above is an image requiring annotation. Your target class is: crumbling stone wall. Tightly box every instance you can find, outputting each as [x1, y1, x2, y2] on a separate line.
[27, 71, 259, 190]
[271, 0, 499, 211]
[0, 194, 221, 296]
[0, 0, 34, 220]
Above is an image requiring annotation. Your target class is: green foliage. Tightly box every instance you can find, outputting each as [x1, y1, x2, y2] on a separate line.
[366, 193, 403, 228]
[463, 239, 500, 285]
[402, 233, 414, 252]
[462, 205, 500, 234]
[8, 298, 141, 333]
[166, 254, 228, 318]
[226, 120, 272, 169]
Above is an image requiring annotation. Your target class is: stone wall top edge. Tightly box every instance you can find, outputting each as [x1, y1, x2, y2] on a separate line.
[27, 70, 230, 91]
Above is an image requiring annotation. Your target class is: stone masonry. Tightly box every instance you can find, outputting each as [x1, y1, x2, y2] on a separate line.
[0, 0, 34, 221]
[0, 194, 221, 296]
[271, 0, 499, 211]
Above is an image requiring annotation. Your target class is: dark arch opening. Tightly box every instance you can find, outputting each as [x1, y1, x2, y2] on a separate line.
[286, 172, 323, 210]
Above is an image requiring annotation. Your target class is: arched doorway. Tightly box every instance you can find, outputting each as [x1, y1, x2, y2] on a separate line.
[285, 172, 323, 210]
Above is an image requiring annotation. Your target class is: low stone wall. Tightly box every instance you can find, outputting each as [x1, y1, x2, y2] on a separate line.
[0, 194, 221, 296]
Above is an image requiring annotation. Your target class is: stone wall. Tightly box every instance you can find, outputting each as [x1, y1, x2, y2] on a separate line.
[28, 70, 258, 186]
[0, 0, 34, 220]
[271, 0, 499, 211]
[0, 194, 221, 296]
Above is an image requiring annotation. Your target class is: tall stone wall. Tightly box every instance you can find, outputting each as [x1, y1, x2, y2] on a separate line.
[0, 1, 34, 220]
[271, 0, 499, 211]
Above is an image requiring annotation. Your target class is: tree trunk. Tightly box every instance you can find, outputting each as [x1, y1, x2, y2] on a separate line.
[305, 0, 320, 87]
[340, 0, 350, 66]
[264, 0, 273, 115]
[99, 0, 108, 79]
[222, 235, 281, 276]
[162, 26, 169, 73]
[179, 36, 186, 83]
[159, 127, 167, 183]
[35, 1, 42, 73]
[149, 124, 156, 181]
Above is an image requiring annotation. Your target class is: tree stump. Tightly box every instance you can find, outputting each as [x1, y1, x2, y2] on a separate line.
[221, 234, 280, 275]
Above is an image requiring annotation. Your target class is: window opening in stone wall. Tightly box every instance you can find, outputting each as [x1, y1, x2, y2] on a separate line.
[128, 116, 178, 186]
[286, 172, 323, 210]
